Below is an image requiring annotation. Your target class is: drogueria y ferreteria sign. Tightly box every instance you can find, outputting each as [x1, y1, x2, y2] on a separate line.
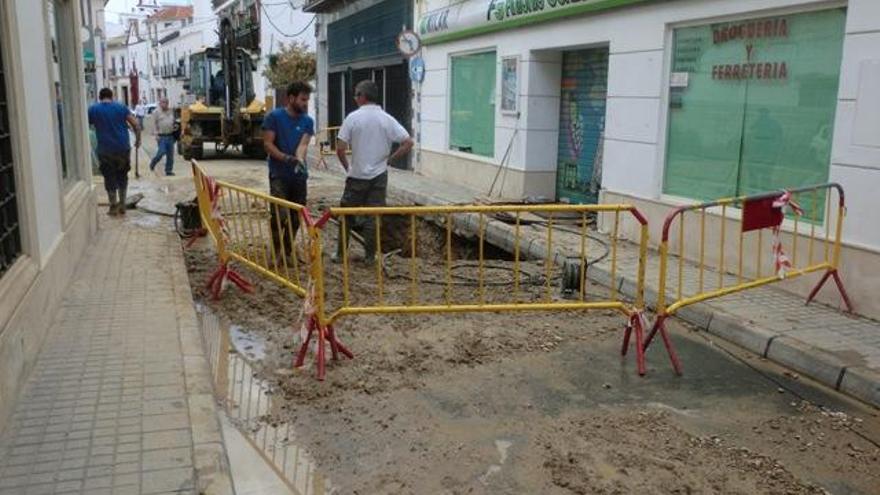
[418, 0, 658, 44]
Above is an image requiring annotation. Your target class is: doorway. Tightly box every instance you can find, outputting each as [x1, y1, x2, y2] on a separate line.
[555, 47, 609, 204]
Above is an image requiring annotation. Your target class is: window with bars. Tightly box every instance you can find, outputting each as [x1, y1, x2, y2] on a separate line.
[0, 29, 23, 278]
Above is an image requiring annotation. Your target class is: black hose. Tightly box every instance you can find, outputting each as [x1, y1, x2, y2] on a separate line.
[380, 249, 556, 287]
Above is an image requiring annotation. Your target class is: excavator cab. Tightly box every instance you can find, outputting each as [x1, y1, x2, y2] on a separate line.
[178, 17, 268, 160]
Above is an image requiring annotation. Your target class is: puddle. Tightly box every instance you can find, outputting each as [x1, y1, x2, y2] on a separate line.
[127, 210, 167, 229]
[196, 304, 332, 494]
[229, 324, 267, 361]
[479, 439, 513, 485]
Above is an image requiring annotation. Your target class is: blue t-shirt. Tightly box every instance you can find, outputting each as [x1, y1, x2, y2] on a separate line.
[88, 101, 131, 155]
[262, 108, 314, 181]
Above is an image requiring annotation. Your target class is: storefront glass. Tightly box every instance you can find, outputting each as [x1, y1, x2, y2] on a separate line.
[664, 8, 846, 220]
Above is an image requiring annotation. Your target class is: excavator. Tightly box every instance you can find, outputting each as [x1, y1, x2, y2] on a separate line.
[178, 17, 272, 160]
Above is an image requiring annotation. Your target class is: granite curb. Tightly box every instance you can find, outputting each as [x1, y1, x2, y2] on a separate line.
[169, 236, 236, 495]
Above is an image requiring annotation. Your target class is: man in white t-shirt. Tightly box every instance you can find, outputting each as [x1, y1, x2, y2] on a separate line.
[335, 80, 414, 264]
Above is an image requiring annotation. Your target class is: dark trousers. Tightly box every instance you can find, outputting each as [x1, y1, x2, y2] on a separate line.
[269, 175, 307, 258]
[337, 172, 387, 259]
[98, 151, 131, 200]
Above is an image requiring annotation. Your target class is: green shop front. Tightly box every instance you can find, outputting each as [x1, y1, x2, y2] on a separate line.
[664, 8, 846, 218]
[416, 0, 880, 318]
[417, 0, 847, 208]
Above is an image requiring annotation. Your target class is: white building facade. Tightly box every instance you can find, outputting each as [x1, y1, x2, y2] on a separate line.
[0, 0, 98, 428]
[416, 0, 880, 318]
[147, 5, 218, 105]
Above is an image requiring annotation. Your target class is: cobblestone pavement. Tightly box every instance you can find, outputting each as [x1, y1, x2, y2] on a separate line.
[0, 218, 233, 495]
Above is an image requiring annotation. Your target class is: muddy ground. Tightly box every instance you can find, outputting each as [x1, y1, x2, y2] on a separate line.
[170, 169, 880, 495]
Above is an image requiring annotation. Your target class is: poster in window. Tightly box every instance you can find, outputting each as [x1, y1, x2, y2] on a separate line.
[501, 57, 518, 114]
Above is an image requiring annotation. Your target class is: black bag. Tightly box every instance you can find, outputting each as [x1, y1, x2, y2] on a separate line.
[174, 198, 202, 238]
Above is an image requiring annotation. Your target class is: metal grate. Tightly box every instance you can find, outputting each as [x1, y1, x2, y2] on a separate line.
[0, 33, 22, 278]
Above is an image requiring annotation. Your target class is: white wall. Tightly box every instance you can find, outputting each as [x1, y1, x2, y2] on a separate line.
[829, 0, 880, 250]
[1, 0, 98, 432]
[151, 28, 214, 105]
[11, 0, 64, 260]
[420, 0, 880, 253]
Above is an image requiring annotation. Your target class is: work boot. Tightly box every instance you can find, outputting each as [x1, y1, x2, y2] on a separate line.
[117, 189, 127, 216]
[107, 190, 118, 216]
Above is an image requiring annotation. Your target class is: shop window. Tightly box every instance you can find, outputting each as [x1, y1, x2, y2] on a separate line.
[0, 25, 23, 277]
[450, 51, 496, 158]
[664, 9, 845, 220]
[48, 0, 79, 184]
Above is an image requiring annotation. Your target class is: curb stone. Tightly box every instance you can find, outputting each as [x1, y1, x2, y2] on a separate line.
[840, 366, 880, 408]
[387, 180, 880, 409]
[766, 336, 848, 388]
[169, 238, 236, 495]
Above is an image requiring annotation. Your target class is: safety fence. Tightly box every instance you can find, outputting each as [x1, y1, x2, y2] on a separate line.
[190, 160, 673, 379]
[645, 183, 852, 351]
[313, 126, 349, 169]
[193, 161, 314, 299]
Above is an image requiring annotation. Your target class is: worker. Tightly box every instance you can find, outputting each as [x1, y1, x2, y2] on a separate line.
[148, 98, 177, 176]
[262, 81, 314, 259]
[334, 80, 414, 264]
[88, 88, 141, 216]
[134, 98, 147, 130]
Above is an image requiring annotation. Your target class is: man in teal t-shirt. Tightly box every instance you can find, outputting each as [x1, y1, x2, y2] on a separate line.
[88, 88, 141, 216]
[261, 81, 314, 258]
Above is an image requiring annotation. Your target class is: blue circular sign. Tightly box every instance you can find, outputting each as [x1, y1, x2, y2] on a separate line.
[409, 57, 426, 83]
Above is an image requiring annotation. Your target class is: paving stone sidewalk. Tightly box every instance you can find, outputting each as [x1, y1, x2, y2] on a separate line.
[380, 167, 880, 408]
[0, 219, 233, 494]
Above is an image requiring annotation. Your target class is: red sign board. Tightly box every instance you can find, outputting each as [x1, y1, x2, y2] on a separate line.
[742, 197, 783, 232]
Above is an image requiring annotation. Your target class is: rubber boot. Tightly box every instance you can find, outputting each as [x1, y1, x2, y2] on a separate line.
[117, 187, 127, 216]
[107, 190, 118, 216]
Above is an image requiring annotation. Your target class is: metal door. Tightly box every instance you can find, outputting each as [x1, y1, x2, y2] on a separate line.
[556, 48, 608, 204]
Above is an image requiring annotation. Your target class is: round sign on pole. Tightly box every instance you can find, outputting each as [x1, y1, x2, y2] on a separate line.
[409, 56, 426, 83]
[396, 30, 421, 58]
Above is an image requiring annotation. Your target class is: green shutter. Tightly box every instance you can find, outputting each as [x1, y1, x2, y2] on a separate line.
[450, 51, 496, 157]
[664, 9, 845, 220]
[327, 0, 413, 66]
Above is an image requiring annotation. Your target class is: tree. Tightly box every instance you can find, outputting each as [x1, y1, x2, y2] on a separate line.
[263, 41, 316, 88]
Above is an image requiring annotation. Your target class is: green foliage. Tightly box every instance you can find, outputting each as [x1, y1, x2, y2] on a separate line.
[263, 41, 316, 89]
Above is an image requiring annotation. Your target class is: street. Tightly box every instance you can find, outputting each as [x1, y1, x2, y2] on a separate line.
[153, 156, 880, 494]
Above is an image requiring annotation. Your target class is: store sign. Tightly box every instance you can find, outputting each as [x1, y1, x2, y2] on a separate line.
[419, 0, 654, 43]
[710, 17, 789, 81]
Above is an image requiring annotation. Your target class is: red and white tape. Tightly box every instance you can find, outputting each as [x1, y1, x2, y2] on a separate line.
[771, 191, 804, 278]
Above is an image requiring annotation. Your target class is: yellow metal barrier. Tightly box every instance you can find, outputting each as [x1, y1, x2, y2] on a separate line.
[324, 203, 673, 376]
[646, 183, 853, 357]
[316, 126, 343, 155]
[192, 160, 313, 299]
[191, 161, 672, 380]
[314, 126, 350, 169]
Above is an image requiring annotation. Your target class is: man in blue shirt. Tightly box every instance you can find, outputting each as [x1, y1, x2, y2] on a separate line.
[262, 81, 314, 259]
[88, 88, 141, 216]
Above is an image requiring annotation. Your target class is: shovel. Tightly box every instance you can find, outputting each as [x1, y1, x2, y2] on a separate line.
[135, 143, 141, 179]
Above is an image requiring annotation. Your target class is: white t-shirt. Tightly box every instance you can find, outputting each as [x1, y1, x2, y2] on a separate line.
[338, 104, 410, 180]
